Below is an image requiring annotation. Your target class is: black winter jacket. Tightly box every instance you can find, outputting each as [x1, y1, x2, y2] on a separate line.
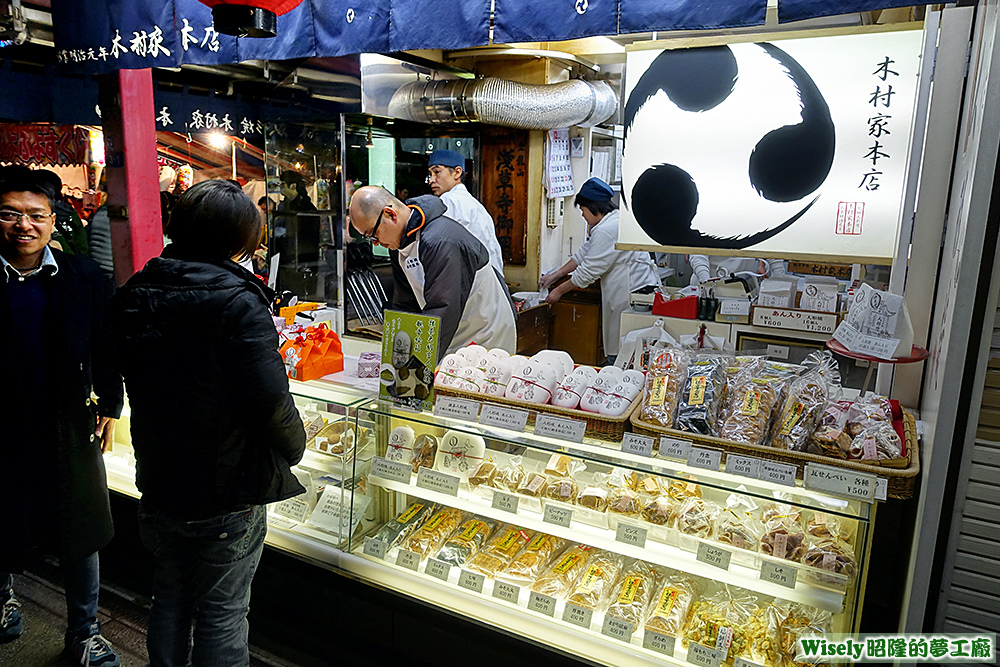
[112, 245, 306, 519]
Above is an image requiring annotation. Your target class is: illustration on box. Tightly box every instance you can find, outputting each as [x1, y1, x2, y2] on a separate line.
[381, 310, 440, 411]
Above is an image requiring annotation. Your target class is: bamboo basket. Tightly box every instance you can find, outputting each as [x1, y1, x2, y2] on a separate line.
[434, 383, 641, 442]
[630, 407, 920, 500]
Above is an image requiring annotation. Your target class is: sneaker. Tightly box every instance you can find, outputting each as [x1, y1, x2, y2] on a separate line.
[65, 623, 121, 667]
[0, 593, 22, 643]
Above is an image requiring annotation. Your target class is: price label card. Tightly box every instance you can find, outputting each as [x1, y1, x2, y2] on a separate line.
[527, 591, 557, 617]
[396, 550, 420, 572]
[370, 457, 411, 484]
[273, 497, 310, 523]
[492, 490, 520, 514]
[687, 643, 721, 667]
[696, 542, 732, 570]
[643, 630, 676, 657]
[760, 561, 798, 589]
[433, 396, 480, 421]
[659, 437, 691, 461]
[458, 570, 485, 594]
[416, 468, 461, 497]
[425, 558, 451, 582]
[615, 522, 648, 549]
[492, 581, 520, 604]
[688, 447, 722, 471]
[735, 659, 766, 667]
[759, 460, 797, 487]
[725, 454, 762, 479]
[875, 477, 888, 501]
[804, 463, 877, 502]
[535, 414, 587, 443]
[562, 603, 594, 629]
[267, 515, 297, 530]
[543, 504, 573, 528]
[363, 537, 387, 560]
[601, 615, 635, 642]
[621, 433, 655, 457]
[479, 404, 529, 431]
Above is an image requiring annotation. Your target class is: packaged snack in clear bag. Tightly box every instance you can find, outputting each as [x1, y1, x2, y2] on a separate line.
[466, 525, 536, 577]
[682, 585, 760, 666]
[502, 533, 567, 583]
[566, 550, 625, 610]
[467, 459, 497, 489]
[676, 355, 728, 435]
[516, 471, 550, 498]
[760, 515, 806, 563]
[805, 512, 844, 540]
[492, 455, 526, 493]
[641, 495, 674, 526]
[435, 515, 499, 566]
[665, 476, 702, 501]
[747, 601, 791, 667]
[608, 486, 642, 518]
[716, 508, 761, 551]
[404, 507, 466, 560]
[771, 352, 841, 452]
[848, 422, 903, 461]
[671, 497, 719, 539]
[544, 477, 579, 503]
[781, 604, 833, 667]
[531, 544, 595, 598]
[717, 375, 783, 445]
[645, 572, 700, 636]
[372, 501, 437, 548]
[641, 348, 689, 427]
[810, 400, 852, 459]
[411, 434, 438, 473]
[846, 394, 893, 438]
[802, 536, 857, 579]
[761, 502, 802, 525]
[604, 559, 660, 631]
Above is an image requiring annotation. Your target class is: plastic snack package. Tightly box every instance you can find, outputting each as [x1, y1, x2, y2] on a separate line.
[781, 604, 834, 667]
[802, 536, 857, 579]
[671, 497, 719, 539]
[466, 525, 537, 578]
[760, 514, 806, 563]
[607, 486, 642, 518]
[544, 477, 580, 503]
[502, 533, 568, 583]
[607, 467, 639, 491]
[576, 483, 609, 512]
[566, 550, 625, 610]
[760, 502, 802, 526]
[676, 355, 728, 435]
[604, 559, 660, 632]
[846, 393, 893, 438]
[716, 508, 761, 551]
[492, 456, 526, 493]
[411, 434, 438, 473]
[641, 495, 674, 526]
[847, 421, 902, 461]
[644, 572, 700, 637]
[404, 507, 466, 560]
[665, 477, 702, 502]
[467, 459, 497, 490]
[810, 400, 852, 459]
[746, 601, 791, 667]
[682, 585, 760, 667]
[805, 512, 845, 541]
[372, 501, 437, 548]
[771, 351, 841, 452]
[718, 373, 784, 445]
[530, 544, 596, 598]
[516, 471, 550, 498]
[434, 515, 499, 567]
[641, 348, 689, 427]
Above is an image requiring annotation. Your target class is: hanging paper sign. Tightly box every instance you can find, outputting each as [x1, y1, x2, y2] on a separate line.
[0, 125, 90, 166]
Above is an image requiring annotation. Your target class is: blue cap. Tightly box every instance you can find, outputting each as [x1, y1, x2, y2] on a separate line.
[578, 177, 614, 202]
[428, 149, 465, 169]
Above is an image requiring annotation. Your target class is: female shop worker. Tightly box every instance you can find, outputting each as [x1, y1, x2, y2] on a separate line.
[540, 178, 659, 363]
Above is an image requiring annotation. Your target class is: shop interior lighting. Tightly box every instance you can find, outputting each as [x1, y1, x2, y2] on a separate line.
[208, 132, 229, 149]
[365, 117, 375, 149]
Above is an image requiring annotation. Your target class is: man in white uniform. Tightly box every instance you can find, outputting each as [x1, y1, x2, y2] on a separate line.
[540, 178, 660, 362]
[427, 150, 505, 278]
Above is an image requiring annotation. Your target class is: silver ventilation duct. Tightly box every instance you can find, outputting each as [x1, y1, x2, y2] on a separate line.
[387, 78, 618, 130]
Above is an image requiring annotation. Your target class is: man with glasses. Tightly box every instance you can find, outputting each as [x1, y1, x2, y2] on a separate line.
[0, 167, 123, 667]
[349, 185, 516, 359]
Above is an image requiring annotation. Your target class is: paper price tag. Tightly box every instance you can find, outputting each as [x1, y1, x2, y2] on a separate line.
[644, 630, 676, 656]
[492, 581, 520, 604]
[267, 515, 297, 530]
[479, 404, 529, 431]
[601, 615, 635, 642]
[759, 460, 797, 487]
[396, 550, 420, 572]
[725, 454, 762, 479]
[688, 446, 722, 471]
[535, 414, 587, 443]
[425, 558, 451, 582]
[416, 468, 461, 497]
[433, 396, 480, 421]
[875, 477, 888, 501]
[458, 570, 485, 594]
[543, 504, 573, 528]
[659, 437, 691, 461]
[363, 537, 387, 560]
[688, 643, 722, 667]
[527, 591, 557, 617]
[273, 497, 310, 523]
[805, 463, 877, 502]
[370, 456, 411, 484]
[615, 522, 648, 549]
[735, 658, 766, 667]
[492, 490, 520, 514]
[562, 603, 594, 629]
[621, 433, 655, 457]
[696, 542, 732, 570]
[760, 561, 798, 589]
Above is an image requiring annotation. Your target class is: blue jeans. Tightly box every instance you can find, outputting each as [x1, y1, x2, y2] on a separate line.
[138, 505, 266, 667]
[1, 551, 101, 639]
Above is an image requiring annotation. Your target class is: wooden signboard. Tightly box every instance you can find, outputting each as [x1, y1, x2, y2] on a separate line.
[787, 261, 853, 279]
[481, 127, 528, 266]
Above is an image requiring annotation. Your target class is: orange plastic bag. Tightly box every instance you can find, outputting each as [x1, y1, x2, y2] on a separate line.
[280, 324, 344, 381]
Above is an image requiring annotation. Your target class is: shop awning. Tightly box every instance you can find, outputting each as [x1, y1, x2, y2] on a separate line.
[53, 0, 928, 72]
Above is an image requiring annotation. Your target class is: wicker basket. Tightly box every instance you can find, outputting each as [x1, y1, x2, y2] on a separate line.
[630, 408, 920, 500]
[435, 383, 641, 442]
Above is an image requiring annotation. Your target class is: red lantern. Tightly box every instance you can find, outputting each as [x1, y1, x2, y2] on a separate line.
[198, 0, 305, 38]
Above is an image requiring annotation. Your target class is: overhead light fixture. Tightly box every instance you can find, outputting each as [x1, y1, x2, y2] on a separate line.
[365, 117, 375, 149]
[208, 132, 229, 149]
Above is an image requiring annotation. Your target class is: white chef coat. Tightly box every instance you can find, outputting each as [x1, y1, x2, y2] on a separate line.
[688, 256, 787, 285]
[439, 183, 506, 278]
[569, 210, 660, 355]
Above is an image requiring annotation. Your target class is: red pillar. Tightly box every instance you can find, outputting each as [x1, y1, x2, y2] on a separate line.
[98, 69, 163, 285]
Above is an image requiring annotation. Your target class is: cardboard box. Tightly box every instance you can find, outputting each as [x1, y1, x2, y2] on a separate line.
[758, 277, 797, 308]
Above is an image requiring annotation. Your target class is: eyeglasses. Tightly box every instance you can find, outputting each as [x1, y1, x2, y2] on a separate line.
[362, 207, 386, 242]
[0, 210, 55, 224]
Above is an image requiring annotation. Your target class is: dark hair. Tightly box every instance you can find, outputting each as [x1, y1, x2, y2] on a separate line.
[257, 196, 267, 207]
[573, 194, 617, 217]
[280, 170, 307, 189]
[0, 166, 58, 210]
[167, 180, 261, 261]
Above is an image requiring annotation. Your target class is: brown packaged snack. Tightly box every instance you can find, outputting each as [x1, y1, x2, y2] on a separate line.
[676, 355, 726, 436]
[404, 507, 464, 560]
[761, 502, 801, 525]
[803, 537, 857, 579]
[810, 401, 852, 459]
[607, 487, 641, 518]
[544, 477, 578, 503]
[780, 604, 833, 667]
[566, 551, 625, 610]
[544, 454, 573, 477]
[517, 471, 550, 498]
[645, 573, 699, 636]
[411, 434, 438, 473]
[639, 475, 661, 496]
[805, 512, 843, 540]
[641, 348, 688, 427]
[671, 497, 718, 539]
[435, 516, 498, 566]
[848, 422, 902, 461]
[372, 501, 436, 548]
[467, 460, 497, 489]
[493, 458, 526, 493]
[760, 517, 806, 563]
[716, 509, 761, 551]
[846, 395, 893, 438]
[771, 377, 828, 451]
[531, 544, 595, 598]
[466, 525, 536, 577]
[641, 496, 673, 526]
[665, 478, 702, 501]
[718, 377, 782, 446]
[682, 585, 759, 667]
[576, 485, 608, 512]
[604, 559, 659, 632]
[503, 533, 567, 582]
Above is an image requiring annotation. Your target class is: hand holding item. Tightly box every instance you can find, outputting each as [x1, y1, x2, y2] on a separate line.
[95, 415, 116, 453]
